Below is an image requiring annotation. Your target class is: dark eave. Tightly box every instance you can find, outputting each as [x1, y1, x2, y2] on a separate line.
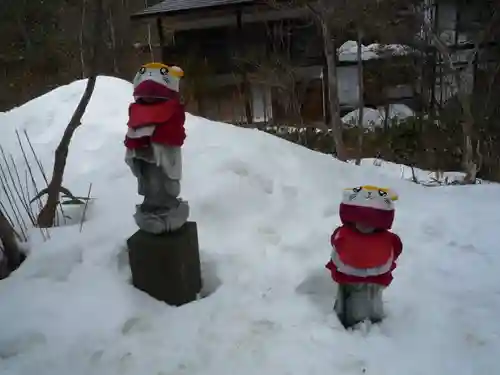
[131, 0, 257, 19]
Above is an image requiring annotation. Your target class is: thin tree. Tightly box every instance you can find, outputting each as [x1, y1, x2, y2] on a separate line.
[306, 0, 347, 160]
[335, 0, 420, 164]
[80, 0, 87, 78]
[268, 0, 347, 159]
[355, 27, 365, 165]
[269, 0, 420, 160]
[422, 6, 499, 183]
[36, 0, 104, 228]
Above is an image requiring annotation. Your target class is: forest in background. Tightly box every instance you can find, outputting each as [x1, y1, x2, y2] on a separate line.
[0, 0, 159, 111]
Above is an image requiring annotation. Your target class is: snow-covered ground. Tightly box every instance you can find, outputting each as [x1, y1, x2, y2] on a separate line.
[1, 76, 499, 375]
[358, 158, 487, 185]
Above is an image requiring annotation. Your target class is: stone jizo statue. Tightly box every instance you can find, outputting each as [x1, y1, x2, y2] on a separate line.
[124, 62, 189, 234]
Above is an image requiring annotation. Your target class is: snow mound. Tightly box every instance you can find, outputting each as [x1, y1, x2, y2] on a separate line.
[0, 76, 499, 375]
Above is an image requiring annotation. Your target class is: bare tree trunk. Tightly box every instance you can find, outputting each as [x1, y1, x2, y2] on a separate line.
[355, 28, 364, 165]
[108, 7, 119, 74]
[318, 16, 346, 160]
[0, 208, 22, 278]
[37, 0, 104, 228]
[147, 25, 154, 61]
[459, 86, 477, 182]
[422, 11, 499, 183]
[481, 60, 500, 119]
[383, 100, 390, 131]
[145, 0, 154, 61]
[432, 47, 477, 183]
[80, 0, 87, 78]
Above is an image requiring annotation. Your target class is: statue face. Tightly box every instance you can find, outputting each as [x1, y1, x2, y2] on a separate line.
[133, 62, 184, 93]
[342, 185, 398, 211]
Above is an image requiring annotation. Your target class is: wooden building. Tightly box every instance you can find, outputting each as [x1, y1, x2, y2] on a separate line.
[130, 0, 416, 125]
[424, 0, 499, 110]
[130, 0, 497, 125]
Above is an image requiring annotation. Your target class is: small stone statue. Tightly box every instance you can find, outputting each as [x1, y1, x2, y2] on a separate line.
[124, 62, 189, 234]
[325, 185, 403, 329]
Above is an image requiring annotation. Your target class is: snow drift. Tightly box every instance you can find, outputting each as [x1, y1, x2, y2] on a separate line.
[0, 76, 499, 375]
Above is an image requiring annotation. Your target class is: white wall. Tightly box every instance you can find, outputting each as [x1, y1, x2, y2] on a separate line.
[337, 66, 359, 106]
[295, 64, 359, 106]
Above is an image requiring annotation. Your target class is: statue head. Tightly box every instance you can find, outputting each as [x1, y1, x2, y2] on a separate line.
[339, 185, 399, 230]
[132, 62, 184, 101]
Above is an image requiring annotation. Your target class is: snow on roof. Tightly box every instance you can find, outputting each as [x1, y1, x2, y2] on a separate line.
[342, 103, 415, 128]
[131, 0, 255, 18]
[338, 40, 411, 62]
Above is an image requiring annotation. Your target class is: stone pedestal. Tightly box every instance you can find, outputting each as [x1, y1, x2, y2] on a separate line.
[127, 221, 202, 306]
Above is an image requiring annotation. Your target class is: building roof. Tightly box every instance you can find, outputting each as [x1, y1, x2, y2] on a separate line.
[131, 0, 256, 19]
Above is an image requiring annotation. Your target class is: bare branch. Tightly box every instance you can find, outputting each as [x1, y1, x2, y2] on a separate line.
[37, 0, 104, 227]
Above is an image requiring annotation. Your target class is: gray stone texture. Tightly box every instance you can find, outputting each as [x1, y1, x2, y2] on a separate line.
[126, 155, 189, 234]
[334, 283, 385, 328]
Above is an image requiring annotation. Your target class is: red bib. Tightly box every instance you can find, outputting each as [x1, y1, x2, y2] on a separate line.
[333, 226, 394, 269]
[128, 100, 178, 129]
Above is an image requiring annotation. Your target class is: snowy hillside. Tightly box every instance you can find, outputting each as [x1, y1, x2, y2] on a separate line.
[1, 76, 499, 375]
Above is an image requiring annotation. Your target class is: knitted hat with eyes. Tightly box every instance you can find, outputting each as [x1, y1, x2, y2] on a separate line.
[339, 185, 399, 230]
[132, 62, 184, 100]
